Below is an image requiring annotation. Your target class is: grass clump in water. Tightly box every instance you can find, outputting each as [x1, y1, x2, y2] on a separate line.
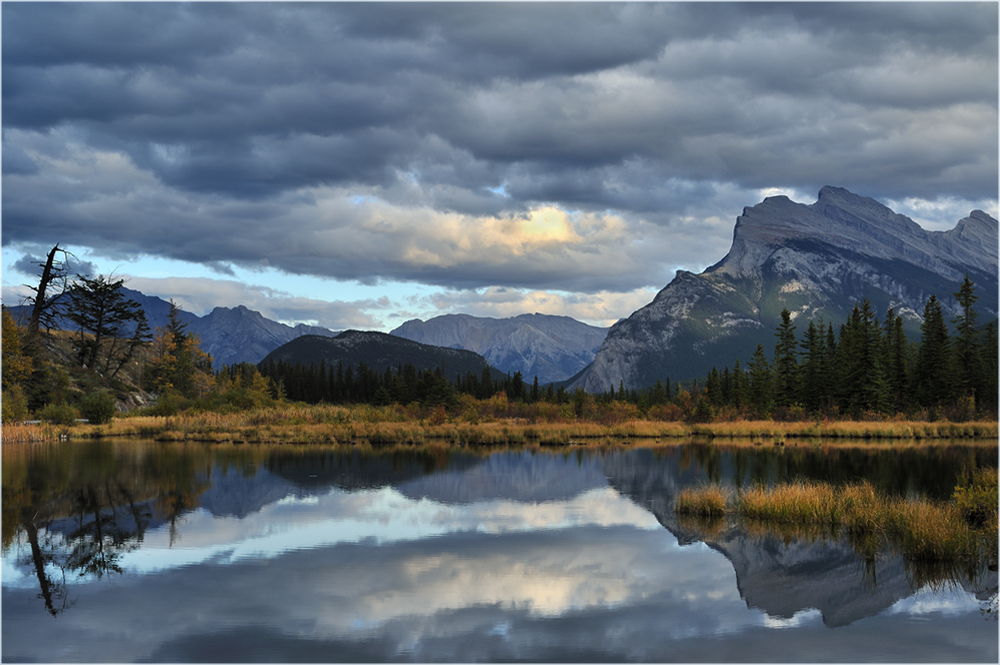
[676, 473, 998, 564]
[675, 485, 730, 518]
[737, 481, 841, 525]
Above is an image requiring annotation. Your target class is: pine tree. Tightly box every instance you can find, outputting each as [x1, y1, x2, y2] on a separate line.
[730, 359, 747, 411]
[798, 320, 822, 413]
[704, 367, 723, 406]
[747, 344, 773, 417]
[67, 274, 152, 377]
[913, 294, 953, 407]
[836, 301, 889, 416]
[978, 321, 998, 416]
[951, 274, 981, 402]
[773, 309, 798, 409]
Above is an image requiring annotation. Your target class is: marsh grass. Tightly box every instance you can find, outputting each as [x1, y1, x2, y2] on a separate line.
[676, 476, 998, 564]
[13, 401, 997, 446]
[1, 422, 60, 444]
[676, 484, 731, 517]
[692, 420, 998, 440]
[738, 481, 842, 525]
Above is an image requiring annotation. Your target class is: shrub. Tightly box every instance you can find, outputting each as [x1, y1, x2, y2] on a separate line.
[149, 391, 186, 417]
[80, 391, 117, 424]
[953, 468, 999, 529]
[1, 385, 29, 423]
[38, 402, 80, 425]
[428, 405, 447, 426]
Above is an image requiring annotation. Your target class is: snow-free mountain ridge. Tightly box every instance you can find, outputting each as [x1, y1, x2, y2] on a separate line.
[391, 313, 608, 385]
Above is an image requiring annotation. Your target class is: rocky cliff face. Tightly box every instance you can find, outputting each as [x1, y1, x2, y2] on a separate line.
[391, 313, 609, 384]
[570, 186, 998, 391]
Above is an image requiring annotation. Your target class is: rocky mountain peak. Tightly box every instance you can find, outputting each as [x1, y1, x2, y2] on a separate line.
[712, 186, 996, 282]
[569, 186, 998, 391]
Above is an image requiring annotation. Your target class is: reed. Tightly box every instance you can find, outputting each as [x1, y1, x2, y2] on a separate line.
[17, 401, 999, 445]
[693, 419, 999, 440]
[0, 422, 60, 444]
[882, 499, 973, 562]
[676, 474, 998, 563]
[737, 481, 842, 525]
[675, 484, 730, 517]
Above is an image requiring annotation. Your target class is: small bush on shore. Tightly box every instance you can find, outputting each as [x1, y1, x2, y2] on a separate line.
[80, 391, 117, 424]
[38, 402, 80, 425]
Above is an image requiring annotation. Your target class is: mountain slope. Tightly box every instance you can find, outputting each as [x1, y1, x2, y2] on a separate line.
[186, 305, 338, 369]
[259, 330, 503, 383]
[570, 186, 998, 391]
[391, 313, 608, 384]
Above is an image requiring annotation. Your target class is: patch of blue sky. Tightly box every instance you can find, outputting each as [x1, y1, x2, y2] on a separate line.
[2, 243, 452, 330]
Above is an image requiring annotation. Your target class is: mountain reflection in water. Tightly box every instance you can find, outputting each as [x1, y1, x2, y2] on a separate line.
[2, 440, 997, 662]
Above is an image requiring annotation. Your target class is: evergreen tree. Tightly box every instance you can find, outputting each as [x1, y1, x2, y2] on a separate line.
[798, 320, 823, 413]
[951, 274, 981, 401]
[67, 274, 152, 377]
[882, 308, 911, 410]
[704, 367, 723, 406]
[773, 309, 798, 409]
[913, 294, 953, 407]
[747, 344, 773, 417]
[978, 321, 998, 416]
[147, 302, 212, 398]
[651, 379, 667, 405]
[730, 359, 747, 411]
[836, 301, 889, 416]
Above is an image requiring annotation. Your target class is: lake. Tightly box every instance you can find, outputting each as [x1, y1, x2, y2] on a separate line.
[2, 439, 997, 662]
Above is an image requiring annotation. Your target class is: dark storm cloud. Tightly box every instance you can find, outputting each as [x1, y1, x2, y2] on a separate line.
[12, 251, 98, 279]
[2, 2, 996, 292]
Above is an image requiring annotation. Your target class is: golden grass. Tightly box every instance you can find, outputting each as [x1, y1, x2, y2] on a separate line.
[691, 419, 999, 440]
[676, 484, 731, 517]
[738, 481, 842, 524]
[1, 422, 64, 444]
[676, 477, 998, 563]
[8, 401, 997, 446]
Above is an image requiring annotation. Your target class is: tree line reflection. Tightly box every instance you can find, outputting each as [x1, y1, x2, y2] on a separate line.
[2, 439, 995, 619]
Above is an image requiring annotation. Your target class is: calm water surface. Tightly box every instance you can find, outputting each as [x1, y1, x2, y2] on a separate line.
[2, 439, 997, 662]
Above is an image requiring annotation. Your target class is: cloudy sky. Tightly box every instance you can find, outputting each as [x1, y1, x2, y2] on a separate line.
[2, 2, 997, 330]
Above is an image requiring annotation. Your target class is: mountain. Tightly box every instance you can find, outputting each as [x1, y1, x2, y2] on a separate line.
[569, 186, 999, 391]
[7, 288, 339, 369]
[259, 330, 504, 383]
[390, 313, 608, 385]
[185, 305, 337, 369]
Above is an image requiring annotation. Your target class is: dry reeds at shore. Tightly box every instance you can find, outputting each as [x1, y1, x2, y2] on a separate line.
[9, 405, 997, 446]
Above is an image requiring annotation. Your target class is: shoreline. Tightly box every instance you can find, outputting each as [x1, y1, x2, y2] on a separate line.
[3, 412, 997, 446]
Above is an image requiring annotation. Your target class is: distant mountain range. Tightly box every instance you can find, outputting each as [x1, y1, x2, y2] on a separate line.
[259, 330, 505, 383]
[568, 186, 998, 391]
[7, 288, 340, 370]
[390, 313, 608, 385]
[10, 284, 607, 381]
